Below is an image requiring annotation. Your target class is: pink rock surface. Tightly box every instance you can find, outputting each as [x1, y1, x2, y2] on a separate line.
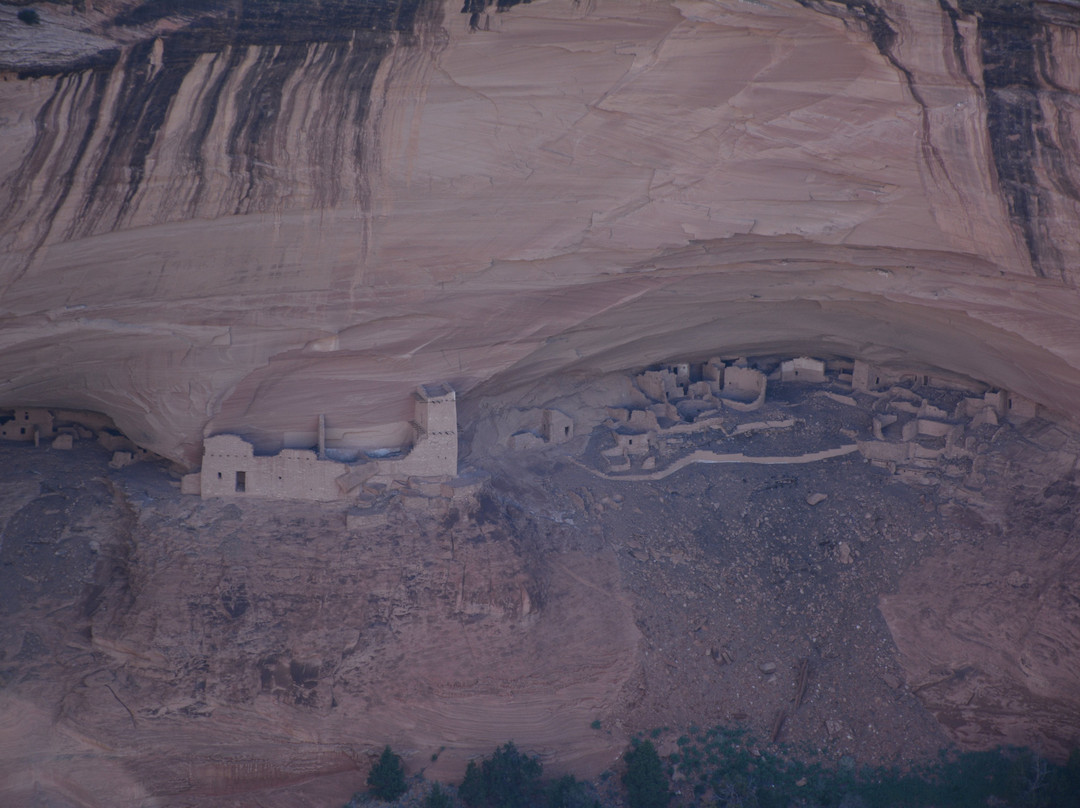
[0, 0, 1078, 465]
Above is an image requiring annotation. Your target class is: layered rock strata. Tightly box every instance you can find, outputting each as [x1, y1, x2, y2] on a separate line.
[0, 0, 1079, 465]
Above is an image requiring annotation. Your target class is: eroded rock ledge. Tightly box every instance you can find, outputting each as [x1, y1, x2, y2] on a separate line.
[0, 0, 1079, 464]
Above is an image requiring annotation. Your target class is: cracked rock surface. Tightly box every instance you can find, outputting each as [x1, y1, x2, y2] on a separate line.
[2, 0, 1080, 462]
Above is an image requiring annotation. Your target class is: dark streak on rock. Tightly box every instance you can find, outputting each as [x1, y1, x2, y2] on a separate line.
[936, 0, 977, 86]
[184, 49, 236, 218]
[462, 0, 532, 31]
[795, 0, 1080, 281]
[1, 67, 111, 246]
[792, 1, 963, 217]
[956, 0, 1078, 281]
[3, 0, 443, 252]
[76, 39, 202, 235]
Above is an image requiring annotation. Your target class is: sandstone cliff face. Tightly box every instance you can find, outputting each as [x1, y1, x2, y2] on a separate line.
[880, 420, 1080, 761]
[0, 444, 639, 806]
[1, 0, 1079, 464]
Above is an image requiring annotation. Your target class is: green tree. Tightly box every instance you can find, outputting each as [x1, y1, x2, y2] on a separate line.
[425, 782, 454, 808]
[622, 740, 670, 808]
[460, 760, 485, 807]
[546, 773, 599, 808]
[367, 745, 408, 802]
[459, 742, 544, 808]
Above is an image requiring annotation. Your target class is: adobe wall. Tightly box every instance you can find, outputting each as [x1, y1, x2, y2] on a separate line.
[378, 429, 456, 480]
[781, 356, 826, 383]
[196, 384, 459, 500]
[637, 371, 671, 402]
[721, 366, 767, 411]
[200, 435, 350, 501]
[542, 409, 574, 444]
[377, 386, 457, 480]
[602, 430, 653, 458]
[261, 450, 350, 500]
[0, 408, 54, 441]
[702, 358, 725, 389]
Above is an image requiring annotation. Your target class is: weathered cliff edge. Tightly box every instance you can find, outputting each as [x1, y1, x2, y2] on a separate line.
[1, 0, 1079, 466]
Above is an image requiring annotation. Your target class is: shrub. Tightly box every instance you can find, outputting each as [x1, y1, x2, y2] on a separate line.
[425, 782, 454, 808]
[367, 745, 408, 802]
[459, 742, 544, 808]
[18, 9, 41, 24]
[622, 740, 671, 808]
[546, 773, 599, 808]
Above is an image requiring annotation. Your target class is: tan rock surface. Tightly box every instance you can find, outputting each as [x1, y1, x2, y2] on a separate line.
[1, 0, 1079, 464]
[0, 444, 638, 806]
[880, 422, 1080, 760]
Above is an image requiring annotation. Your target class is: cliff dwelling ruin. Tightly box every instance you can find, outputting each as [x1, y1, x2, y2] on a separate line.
[2, 0, 1080, 805]
[0, 406, 153, 464]
[496, 354, 1038, 488]
[183, 384, 459, 501]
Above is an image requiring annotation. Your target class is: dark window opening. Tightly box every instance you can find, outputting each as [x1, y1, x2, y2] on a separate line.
[23, 412, 29, 420]
[235, 471, 246, 493]
[19, 427, 25, 435]
[217, 471, 222, 479]
[564, 426, 570, 437]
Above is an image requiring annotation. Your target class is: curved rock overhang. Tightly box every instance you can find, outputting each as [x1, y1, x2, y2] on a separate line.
[0, 0, 1078, 465]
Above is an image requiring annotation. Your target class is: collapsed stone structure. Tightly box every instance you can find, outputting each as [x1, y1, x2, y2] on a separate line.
[0, 407, 150, 464]
[598, 357, 773, 470]
[857, 382, 1038, 486]
[507, 408, 576, 450]
[185, 384, 458, 501]
[0, 408, 54, 444]
[590, 355, 1040, 478]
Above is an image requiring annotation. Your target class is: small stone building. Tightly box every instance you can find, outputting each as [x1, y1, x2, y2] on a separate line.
[0, 408, 55, 443]
[542, 409, 574, 443]
[189, 384, 459, 500]
[611, 428, 653, 456]
[721, 365, 767, 410]
[197, 435, 350, 501]
[637, 369, 683, 402]
[781, 356, 826, 383]
[1005, 392, 1038, 421]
